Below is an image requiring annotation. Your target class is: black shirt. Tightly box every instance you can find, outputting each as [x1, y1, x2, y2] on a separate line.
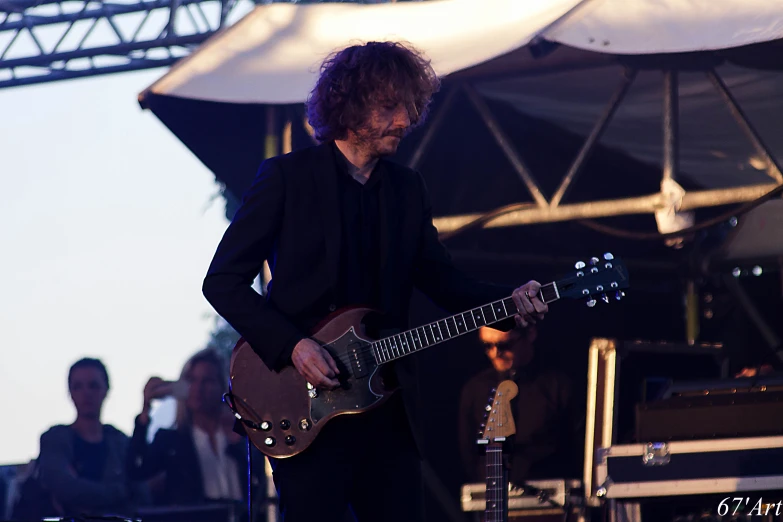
[72, 432, 108, 481]
[332, 143, 383, 310]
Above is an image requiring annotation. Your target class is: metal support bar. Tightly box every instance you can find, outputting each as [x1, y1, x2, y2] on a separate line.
[662, 70, 679, 184]
[432, 183, 778, 232]
[708, 70, 783, 183]
[550, 69, 637, 207]
[407, 85, 458, 170]
[464, 83, 549, 207]
[723, 275, 782, 351]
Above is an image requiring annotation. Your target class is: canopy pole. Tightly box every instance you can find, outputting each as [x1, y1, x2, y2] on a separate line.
[464, 83, 549, 207]
[408, 85, 458, 171]
[551, 68, 638, 208]
[708, 70, 783, 183]
[662, 69, 679, 185]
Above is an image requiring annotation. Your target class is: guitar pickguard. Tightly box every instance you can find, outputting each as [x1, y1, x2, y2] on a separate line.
[310, 327, 385, 423]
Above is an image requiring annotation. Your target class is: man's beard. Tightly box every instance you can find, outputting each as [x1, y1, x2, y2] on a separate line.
[354, 126, 403, 158]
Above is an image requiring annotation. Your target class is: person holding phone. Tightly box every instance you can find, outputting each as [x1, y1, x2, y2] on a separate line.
[127, 349, 255, 506]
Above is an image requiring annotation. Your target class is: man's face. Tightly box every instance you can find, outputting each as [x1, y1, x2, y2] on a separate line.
[351, 102, 411, 158]
[480, 326, 537, 372]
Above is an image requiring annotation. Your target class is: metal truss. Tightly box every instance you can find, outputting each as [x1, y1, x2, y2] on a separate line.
[0, 0, 414, 89]
[429, 69, 783, 237]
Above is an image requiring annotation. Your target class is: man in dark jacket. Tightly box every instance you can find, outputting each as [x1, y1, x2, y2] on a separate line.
[202, 41, 548, 522]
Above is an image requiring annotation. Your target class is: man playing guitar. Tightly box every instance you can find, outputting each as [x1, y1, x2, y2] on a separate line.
[202, 41, 547, 522]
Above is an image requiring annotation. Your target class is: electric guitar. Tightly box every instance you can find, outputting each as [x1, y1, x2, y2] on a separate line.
[226, 253, 628, 458]
[479, 380, 518, 522]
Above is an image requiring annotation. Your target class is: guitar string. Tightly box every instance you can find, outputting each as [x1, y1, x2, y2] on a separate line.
[321, 266, 622, 368]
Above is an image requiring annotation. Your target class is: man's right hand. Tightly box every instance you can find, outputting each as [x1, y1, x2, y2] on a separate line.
[292, 338, 341, 389]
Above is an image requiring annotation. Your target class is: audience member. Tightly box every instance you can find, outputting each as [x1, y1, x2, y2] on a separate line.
[128, 348, 254, 506]
[30, 358, 146, 517]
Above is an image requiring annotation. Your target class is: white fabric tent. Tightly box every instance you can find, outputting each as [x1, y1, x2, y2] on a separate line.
[146, 0, 783, 104]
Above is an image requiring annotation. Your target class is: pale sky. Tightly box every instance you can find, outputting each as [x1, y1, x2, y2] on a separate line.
[0, 69, 231, 464]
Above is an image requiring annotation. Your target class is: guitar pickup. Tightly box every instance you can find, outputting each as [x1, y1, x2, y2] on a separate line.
[347, 342, 370, 378]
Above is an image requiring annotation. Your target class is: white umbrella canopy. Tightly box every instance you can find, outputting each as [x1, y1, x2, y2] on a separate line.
[144, 0, 783, 104]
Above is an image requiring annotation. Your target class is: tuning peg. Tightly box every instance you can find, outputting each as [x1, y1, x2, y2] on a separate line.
[575, 261, 586, 270]
[601, 293, 609, 304]
[615, 291, 625, 301]
[586, 298, 597, 308]
[604, 253, 614, 260]
[590, 257, 600, 265]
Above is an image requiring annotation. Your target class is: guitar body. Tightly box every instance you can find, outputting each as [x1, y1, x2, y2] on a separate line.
[229, 308, 395, 458]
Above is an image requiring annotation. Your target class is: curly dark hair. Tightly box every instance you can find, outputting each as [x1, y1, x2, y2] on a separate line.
[306, 41, 441, 142]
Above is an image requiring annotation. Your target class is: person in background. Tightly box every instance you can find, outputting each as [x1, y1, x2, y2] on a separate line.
[458, 326, 582, 485]
[128, 348, 254, 506]
[35, 358, 145, 517]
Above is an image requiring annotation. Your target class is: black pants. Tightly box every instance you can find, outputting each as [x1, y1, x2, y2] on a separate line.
[270, 395, 423, 522]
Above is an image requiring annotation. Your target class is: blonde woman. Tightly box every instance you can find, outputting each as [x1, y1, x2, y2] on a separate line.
[127, 349, 248, 506]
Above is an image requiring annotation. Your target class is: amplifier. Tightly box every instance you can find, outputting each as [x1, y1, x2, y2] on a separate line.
[636, 377, 783, 441]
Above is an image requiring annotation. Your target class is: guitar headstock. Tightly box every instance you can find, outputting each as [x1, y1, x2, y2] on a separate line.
[478, 380, 518, 443]
[556, 253, 630, 307]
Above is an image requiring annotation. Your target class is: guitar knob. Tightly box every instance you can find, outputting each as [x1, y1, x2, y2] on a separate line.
[264, 437, 276, 447]
[586, 299, 597, 308]
[260, 421, 271, 431]
[575, 261, 586, 270]
[285, 435, 296, 446]
[308, 389, 318, 399]
[299, 418, 312, 431]
[280, 419, 291, 430]
[604, 253, 614, 260]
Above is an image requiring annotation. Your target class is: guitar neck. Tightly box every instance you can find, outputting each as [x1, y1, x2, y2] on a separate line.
[369, 282, 560, 365]
[485, 442, 508, 522]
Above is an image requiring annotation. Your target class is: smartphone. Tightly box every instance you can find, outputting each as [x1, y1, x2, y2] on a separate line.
[169, 379, 190, 400]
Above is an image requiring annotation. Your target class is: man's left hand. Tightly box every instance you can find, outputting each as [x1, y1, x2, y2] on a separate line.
[512, 281, 548, 328]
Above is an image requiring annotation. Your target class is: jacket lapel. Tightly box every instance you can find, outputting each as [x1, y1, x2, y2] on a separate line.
[311, 143, 342, 289]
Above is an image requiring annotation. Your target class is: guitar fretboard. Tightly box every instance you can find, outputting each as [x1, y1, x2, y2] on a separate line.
[370, 282, 559, 365]
[485, 443, 507, 522]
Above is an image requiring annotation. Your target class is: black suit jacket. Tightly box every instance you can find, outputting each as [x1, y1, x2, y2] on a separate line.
[202, 143, 514, 443]
[127, 418, 255, 506]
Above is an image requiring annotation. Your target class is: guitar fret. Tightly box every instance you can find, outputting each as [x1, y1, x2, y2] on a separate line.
[411, 330, 421, 350]
[404, 331, 415, 352]
[372, 342, 381, 363]
[465, 311, 477, 331]
[417, 327, 428, 347]
[493, 301, 505, 320]
[434, 322, 444, 341]
[454, 314, 466, 333]
[501, 299, 509, 317]
[422, 326, 434, 345]
[381, 339, 390, 361]
[445, 317, 456, 336]
[472, 308, 485, 327]
[392, 336, 402, 357]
